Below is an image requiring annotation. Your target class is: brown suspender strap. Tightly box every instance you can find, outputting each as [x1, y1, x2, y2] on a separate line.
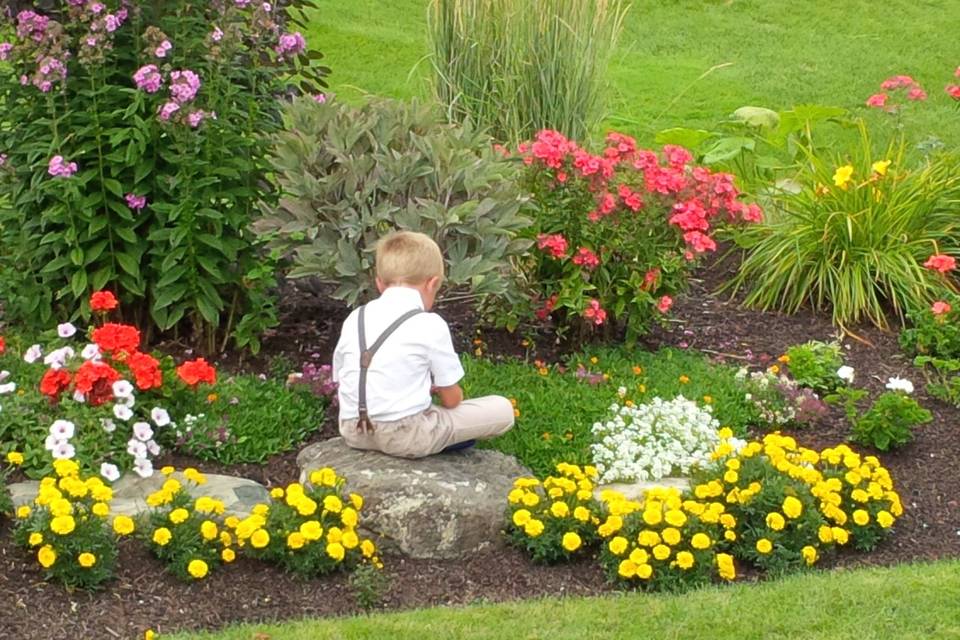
[356, 305, 425, 433]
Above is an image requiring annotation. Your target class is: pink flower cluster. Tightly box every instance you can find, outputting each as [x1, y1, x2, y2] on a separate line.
[15, 11, 50, 43]
[583, 299, 607, 326]
[537, 233, 568, 259]
[133, 64, 163, 93]
[169, 70, 201, 103]
[125, 193, 147, 211]
[155, 40, 173, 58]
[0, 43, 12, 61]
[276, 32, 306, 58]
[572, 247, 600, 270]
[48, 155, 78, 178]
[924, 253, 956, 274]
[947, 67, 960, 101]
[932, 300, 952, 316]
[866, 74, 927, 109]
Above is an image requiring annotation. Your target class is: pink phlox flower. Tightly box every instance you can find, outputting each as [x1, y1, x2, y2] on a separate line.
[924, 254, 957, 274]
[133, 64, 163, 93]
[657, 295, 673, 313]
[48, 155, 78, 178]
[0, 43, 12, 61]
[866, 93, 888, 108]
[946, 85, 960, 100]
[125, 193, 147, 211]
[572, 247, 600, 270]
[157, 101, 181, 121]
[932, 300, 952, 316]
[276, 31, 306, 58]
[155, 40, 172, 58]
[211, 26, 224, 42]
[582, 299, 607, 326]
[536, 233, 568, 259]
[880, 75, 916, 90]
[669, 199, 709, 232]
[662, 144, 693, 168]
[907, 87, 927, 101]
[169, 70, 201, 103]
[683, 230, 717, 254]
[16, 11, 50, 42]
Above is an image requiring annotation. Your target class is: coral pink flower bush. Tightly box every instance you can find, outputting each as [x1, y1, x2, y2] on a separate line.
[518, 129, 762, 342]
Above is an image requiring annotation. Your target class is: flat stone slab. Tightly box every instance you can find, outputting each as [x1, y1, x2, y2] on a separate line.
[595, 476, 692, 502]
[10, 472, 268, 520]
[297, 437, 532, 559]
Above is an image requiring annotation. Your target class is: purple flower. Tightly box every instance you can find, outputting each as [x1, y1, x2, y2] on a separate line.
[186, 110, 206, 128]
[155, 40, 172, 58]
[133, 64, 163, 93]
[211, 26, 224, 42]
[104, 14, 120, 32]
[0, 43, 12, 62]
[125, 193, 147, 211]
[276, 32, 306, 58]
[16, 11, 50, 42]
[169, 69, 201, 103]
[48, 155, 78, 178]
[90, 2, 106, 15]
[312, 93, 327, 103]
[117, 8, 128, 21]
[0, 154, 7, 167]
[262, 2, 273, 11]
[157, 101, 180, 121]
[235, 0, 252, 6]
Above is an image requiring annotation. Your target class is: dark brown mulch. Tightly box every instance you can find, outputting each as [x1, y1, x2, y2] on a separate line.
[2, 251, 959, 639]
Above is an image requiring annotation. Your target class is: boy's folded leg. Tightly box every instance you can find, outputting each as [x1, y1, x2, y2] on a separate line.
[426, 395, 515, 453]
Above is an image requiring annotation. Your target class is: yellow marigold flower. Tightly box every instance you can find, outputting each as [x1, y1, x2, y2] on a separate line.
[660, 527, 681, 546]
[296, 497, 317, 517]
[573, 506, 591, 522]
[270, 487, 285, 499]
[719, 513, 736, 529]
[768, 364, 780, 375]
[341, 507, 359, 528]
[78, 552, 96, 568]
[250, 529, 270, 549]
[724, 530, 737, 542]
[287, 532, 306, 550]
[53, 459, 79, 478]
[220, 531, 233, 547]
[521, 491, 540, 508]
[168, 508, 189, 525]
[766, 512, 785, 531]
[628, 549, 648, 566]
[183, 468, 206, 485]
[562, 532, 582, 552]
[598, 515, 623, 537]
[755, 538, 773, 554]
[872, 159, 891, 176]
[200, 520, 218, 541]
[342, 530, 359, 549]
[652, 544, 671, 561]
[851, 489, 869, 503]
[608, 536, 628, 555]
[678, 375, 690, 384]
[146, 490, 170, 508]
[642, 509, 662, 526]
[637, 530, 660, 547]
[326, 542, 346, 561]
[507, 488, 524, 504]
[576, 489, 593, 501]
[852, 509, 870, 526]
[38, 545, 57, 568]
[92, 502, 110, 517]
[617, 559, 637, 578]
[777, 354, 790, 364]
[361, 539, 377, 558]
[690, 533, 711, 550]
[524, 519, 545, 537]
[817, 525, 833, 544]
[113, 515, 135, 536]
[50, 515, 76, 536]
[845, 471, 862, 486]
[675, 551, 695, 570]
[349, 493, 364, 511]
[723, 470, 739, 484]
[702, 395, 713, 404]
[6, 451, 24, 465]
[547, 486, 563, 499]
[221, 548, 236, 563]
[91, 486, 113, 502]
[636, 563, 653, 579]
[16, 505, 32, 519]
[50, 498, 73, 517]
[224, 515, 240, 529]
[322, 495, 343, 513]
[153, 527, 172, 546]
[160, 466, 175, 476]
[632, 366, 643, 375]
[550, 501, 570, 518]
[310, 467, 338, 487]
[512, 509, 532, 527]
[716, 553, 736, 581]
[28, 532, 43, 546]
[832, 527, 849, 545]
[188, 559, 209, 579]
[300, 521, 323, 541]
[663, 509, 686, 528]
[876, 510, 895, 528]
[782, 496, 803, 519]
[251, 503, 270, 517]
[802, 545, 818, 565]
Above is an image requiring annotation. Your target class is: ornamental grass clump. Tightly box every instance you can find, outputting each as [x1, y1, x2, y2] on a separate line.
[13, 458, 136, 589]
[505, 463, 602, 563]
[596, 487, 738, 591]
[231, 467, 381, 576]
[141, 467, 233, 581]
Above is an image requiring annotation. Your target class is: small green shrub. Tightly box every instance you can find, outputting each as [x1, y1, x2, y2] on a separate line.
[827, 384, 932, 451]
[255, 96, 532, 306]
[784, 340, 845, 393]
[900, 293, 960, 359]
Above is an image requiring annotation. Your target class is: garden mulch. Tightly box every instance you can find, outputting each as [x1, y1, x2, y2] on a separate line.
[1, 250, 958, 639]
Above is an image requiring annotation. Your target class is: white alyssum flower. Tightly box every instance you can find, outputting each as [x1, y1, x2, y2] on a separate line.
[49, 419, 75, 440]
[151, 407, 171, 427]
[837, 366, 855, 384]
[52, 441, 76, 460]
[133, 456, 154, 478]
[100, 418, 116, 433]
[590, 396, 721, 484]
[57, 322, 77, 338]
[885, 376, 914, 394]
[43, 346, 76, 370]
[24, 344, 43, 364]
[132, 421, 154, 442]
[112, 380, 134, 398]
[0, 382, 16, 395]
[100, 462, 120, 482]
[113, 404, 133, 421]
[81, 343, 101, 361]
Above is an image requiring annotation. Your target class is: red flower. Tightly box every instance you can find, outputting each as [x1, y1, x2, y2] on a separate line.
[126, 351, 162, 390]
[535, 294, 558, 321]
[74, 360, 121, 405]
[92, 323, 141, 355]
[865, 93, 888, 108]
[583, 299, 607, 326]
[946, 85, 960, 100]
[90, 290, 119, 312]
[177, 358, 217, 386]
[40, 369, 72, 399]
[662, 145, 693, 168]
[924, 254, 957, 274]
[0, 336, 4, 354]
[683, 230, 717, 254]
[536, 233, 569, 259]
[907, 87, 927, 101]
[572, 247, 600, 270]
[880, 75, 916, 90]
[932, 300, 952, 316]
[642, 268, 661, 291]
[657, 295, 673, 313]
[617, 184, 643, 212]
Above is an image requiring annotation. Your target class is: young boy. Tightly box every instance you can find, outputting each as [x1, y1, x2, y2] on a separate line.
[332, 231, 515, 458]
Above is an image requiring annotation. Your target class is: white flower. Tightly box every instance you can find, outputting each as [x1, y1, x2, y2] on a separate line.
[113, 404, 133, 421]
[100, 462, 120, 482]
[0, 382, 16, 395]
[44, 434, 63, 451]
[151, 407, 171, 427]
[49, 419, 75, 440]
[44, 346, 76, 370]
[24, 344, 43, 363]
[52, 441, 76, 460]
[133, 457, 154, 478]
[100, 418, 116, 433]
[133, 421, 154, 442]
[73, 390, 86, 403]
[886, 376, 914, 394]
[57, 322, 77, 338]
[0, 370, 8, 382]
[81, 343, 101, 361]
[836, 366, 855, 384]
[126, 439, 148, 458]
[617, 386, 627, 398]
[147, 440, 161, 456]
[112, 380, 134, 398]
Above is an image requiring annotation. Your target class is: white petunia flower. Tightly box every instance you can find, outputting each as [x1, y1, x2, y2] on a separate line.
[57, 322, 77, 338]
[885, 376, 914, 394]
[113, 404, 133, 421]
[133, 457, 154, 478]
[836, 366, 855, 384]
[0, 382, 16, 395]
[146, 440, 161, 456]
[24, 344, 43, 364]
[112, 380, 134, 399]
[100, 418, 116, 433]
[100, 462, 120, 482]
[52, 441, 76, 460]
[126, 439, 147, 458]
[132, 421, 154, 442]
[73, 390, 86, 403]
[49, 419, 75, 440]
[151, 407, 171, 427]
[44, 346, 76, 370]
[44, 433, 64, 451]
[81, 343, 101, 361]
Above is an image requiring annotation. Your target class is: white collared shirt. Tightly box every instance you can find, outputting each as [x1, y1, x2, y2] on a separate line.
[332, 286, 465, 422]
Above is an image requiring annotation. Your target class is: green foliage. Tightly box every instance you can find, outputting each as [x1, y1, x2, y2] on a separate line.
[726, 121, 960, 329]
[784, 340, 845, 393]
[427, 0, 628, 144]
[851, 392, 931, 452]
[0, 2, 329, 353]
[349, 561, 391, 610]
[900, 293, 960, 359]
[164, 376, 328, 465]
[255, 96, 532, 307]
[913, 355, 960, 407]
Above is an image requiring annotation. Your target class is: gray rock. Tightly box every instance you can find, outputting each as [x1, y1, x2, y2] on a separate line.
[297, 437, 532, 559]
[594, 476, 692, 502]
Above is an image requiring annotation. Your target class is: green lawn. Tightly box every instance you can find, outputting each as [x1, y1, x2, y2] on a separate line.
[171, 559, 960, 639]
[301, 0, 960, 147]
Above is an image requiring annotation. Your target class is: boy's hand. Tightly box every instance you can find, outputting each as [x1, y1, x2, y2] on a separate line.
[433, 383, 463, 409]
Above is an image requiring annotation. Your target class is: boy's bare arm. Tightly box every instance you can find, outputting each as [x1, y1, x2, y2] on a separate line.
[432, 383, 463, 409]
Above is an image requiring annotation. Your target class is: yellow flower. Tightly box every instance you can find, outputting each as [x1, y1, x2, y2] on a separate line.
[270, 487, 285, 499]
[28, 532, 43, 546]
[160, 466, 175, 476]
[876, 510, 894, 528]
[50, 515, 76, 535]
[53, 459, 79, 478]
[221, 548, 236, 563]
[852, 509, 870, 526]
[832, 527, 849, 545]
[188, 559, 209, 579]
[50, 498, 72, 517]
[833, 164, 854, 189]
[652, 544, 671, 561]
[617, 559, 637, 578]
[512, 509, 531, 527]
[310, 467, 338, 487]
[871, 159, 891, 176]
[361, 539, 377, 558]
[183, 467, 207, 485]
[637, 530, 660, 547]
[252, 503, 270, 517]
[608, 536, 628, 555]
[113, 515, 135, 536]
[642, 509, 662, 526]
[724, 530, 737, 542]
[538, 367, 549, 376]
[349, 493, 363, 510]
[521, 492, 540, 507]
[716, 553, 736, 581]
[777, 354, 790, 364]
[636, 563, 653, 579]
[802, 545, 818, 565]
[287, 532, 306, 550]
[169, 508, 189, 525]
[702, 395, 713, 404]
[220, 531, 233, 547]
[661, 527, 682, 546]
[590, 356, 599, 365]
[224, 515, 240, 529]
[765, 512, 785, 531]
[690, 533, 711, 550]
[300, 521, 323, 541]
[768, 364, 780, 375]
[92, 502, 110, 517]
[755, 538, 773, 554]
[723, 470, 739, 484]
[200, 520, 218, 541]
[78, 552, 97, 568]
[38, 545, 57, 568]
[326, 542, 346, 561]
[550, 501, 569, 518]
[145, 630, 156, 640]
[341, 507, 359, 529]
[782, 496, 803, 519]
[562, 532, 582, 552]
[295, 497, 318, 517]
[250, 529, 270, 549]
[153, 527, 172, 546]
[818, 525, 833, 544]
[524, 519, 545, 537]
[678, 375, 690, 384]
[6, 451, 23, 465]
[16, 505, 31, 519]
[675, 551, 695, 570]
[663, 509, 686, 528]
[342, 530, 359, 549]
[573, 506, 591, 522]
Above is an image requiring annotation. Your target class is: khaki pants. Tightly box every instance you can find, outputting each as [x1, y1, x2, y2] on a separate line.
[339, 395, 515, 459]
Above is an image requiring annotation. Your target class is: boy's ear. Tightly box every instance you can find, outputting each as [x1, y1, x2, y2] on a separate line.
[427, 276, 442, 294]
[375, 277, 386, 293]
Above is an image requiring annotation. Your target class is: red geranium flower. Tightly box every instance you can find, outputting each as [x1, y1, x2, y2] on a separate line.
[932, 300, 952, 316]
[92, 323, 141, 356]
[657, 295, 674, 313]
[74, 360, 121, 405]
[40, 369, 72, 399]
[177, 358, 217, 386]
[126, 351, 162, 390]
[583, 299, 607, 326]
[90, 290, 119, 312]
[0, 336, 5, 354]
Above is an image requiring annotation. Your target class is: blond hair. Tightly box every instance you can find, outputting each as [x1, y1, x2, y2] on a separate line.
[375, 231, 445, 286]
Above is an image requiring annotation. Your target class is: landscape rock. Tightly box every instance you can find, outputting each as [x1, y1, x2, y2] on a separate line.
[594, 476, 692, 502]
[297, 437, 532, 559]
